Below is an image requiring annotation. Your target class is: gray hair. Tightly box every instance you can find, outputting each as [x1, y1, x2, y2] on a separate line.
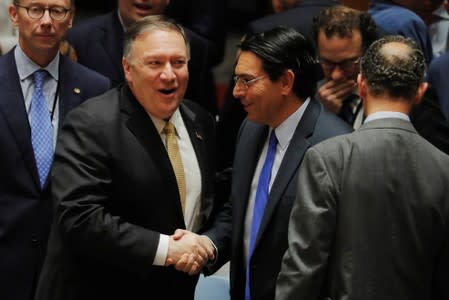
[123, 15, 190, 63]
[360, 35, 426, 100]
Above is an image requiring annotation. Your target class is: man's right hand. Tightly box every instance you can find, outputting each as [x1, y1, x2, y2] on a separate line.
[317, 80, 356, 113]
[165, 229, 214, 275]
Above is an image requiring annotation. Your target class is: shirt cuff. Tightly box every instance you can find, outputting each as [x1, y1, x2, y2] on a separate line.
[152, 234, 169, 266]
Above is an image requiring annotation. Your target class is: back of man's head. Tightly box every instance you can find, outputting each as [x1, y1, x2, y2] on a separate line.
[360, 35, 426, 100]
[313, 5, 378, 52]
[239, 26, 318, 100]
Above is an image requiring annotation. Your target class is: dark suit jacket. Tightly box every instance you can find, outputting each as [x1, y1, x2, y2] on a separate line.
[277, 118, 449, 300]
[0, 49, 110, 300]
[66, 11, 217, 114]
[219, 99, 352, 300]
[427, 52, 449, 121]
[217, 0, 339, 172]
[248, 0, 340, 47]
[34, 84, 219, 300]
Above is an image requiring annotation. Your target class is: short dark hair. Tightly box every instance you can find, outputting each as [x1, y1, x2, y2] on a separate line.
[360, 35, 426, 100]
[238, 26, 318, 100]
[123, 15, 190, 63]
[313, 5, 378, 53]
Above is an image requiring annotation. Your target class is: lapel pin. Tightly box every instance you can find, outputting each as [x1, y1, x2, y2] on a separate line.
[195, 131, 203, 141]
[73, 88, 81, 94]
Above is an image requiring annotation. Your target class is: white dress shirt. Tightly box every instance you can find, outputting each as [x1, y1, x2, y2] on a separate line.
[243, 98, 311, 265]
[148, 108, 202, 266]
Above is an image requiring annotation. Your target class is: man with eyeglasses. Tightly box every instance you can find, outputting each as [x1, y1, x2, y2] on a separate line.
[205, 26, 351, 300]
[0, 1, 110, 300]
[314, 5, 378, 129]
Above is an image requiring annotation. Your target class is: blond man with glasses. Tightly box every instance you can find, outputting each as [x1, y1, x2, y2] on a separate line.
[0, 1, 110, 300]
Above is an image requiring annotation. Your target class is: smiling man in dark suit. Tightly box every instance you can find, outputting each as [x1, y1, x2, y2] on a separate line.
[35, 15, 224, 300]
[65, 0, 217, 114]
[0, 1, 110, 300]
[208, 27, 352, 300]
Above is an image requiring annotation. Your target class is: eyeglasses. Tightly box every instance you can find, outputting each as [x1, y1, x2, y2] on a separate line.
[14, 4, 71, 21]
[233, 75, 265, 89]
[319, 57, 360, 73]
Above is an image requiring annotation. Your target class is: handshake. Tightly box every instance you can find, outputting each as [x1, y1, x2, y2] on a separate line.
[165, 229, 216, 275]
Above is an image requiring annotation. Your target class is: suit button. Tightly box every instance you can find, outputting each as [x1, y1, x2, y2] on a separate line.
[31, 238, 39, 245]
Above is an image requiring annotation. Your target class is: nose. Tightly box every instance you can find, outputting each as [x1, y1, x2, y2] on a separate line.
[330, 65, 345, 81]
[40, 9, 52, 24]
[160, 63, 176, 81]
[232, 83, 245, 99]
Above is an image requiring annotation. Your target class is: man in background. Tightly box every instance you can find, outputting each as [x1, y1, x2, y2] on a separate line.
[0, 1, 110, 300]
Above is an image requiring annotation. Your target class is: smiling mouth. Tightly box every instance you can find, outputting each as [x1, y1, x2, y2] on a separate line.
[159, 88, 176, 95]
[134, 3, 152, 11]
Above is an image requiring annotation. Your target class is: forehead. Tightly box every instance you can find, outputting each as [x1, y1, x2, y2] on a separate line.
[133, 29, 187, 57]
[318, 30, 362, 60]
[22, 0, 72, 5]
[235, 51, 264, 76]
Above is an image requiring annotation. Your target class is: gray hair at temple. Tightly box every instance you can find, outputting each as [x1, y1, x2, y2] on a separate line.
[360, 35, 426, 100]
[238, 26, 318, 100]
[123, 15, 191, 63]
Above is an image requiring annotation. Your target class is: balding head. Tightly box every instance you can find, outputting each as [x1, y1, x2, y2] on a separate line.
[360, 35, 426, 100]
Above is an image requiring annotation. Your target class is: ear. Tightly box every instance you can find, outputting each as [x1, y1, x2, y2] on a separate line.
[357, 73, 367, 100]
[413, 82, 428, 105]
[280, 69, 294, 97]
[122, 57, 132, 84]
[67, 8, 75, 29]
[8, 4, 19, 27]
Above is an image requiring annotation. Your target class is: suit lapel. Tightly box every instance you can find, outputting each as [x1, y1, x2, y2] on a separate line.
[179, 102, 212, 224]
[120, 85, 185, 223]
[233, 123, 268, 247]
[0, 51, 40, 188]
[254, 99, 320, 248]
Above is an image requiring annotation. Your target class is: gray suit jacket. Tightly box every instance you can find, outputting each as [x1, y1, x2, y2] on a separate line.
[277, 118, 449, 300]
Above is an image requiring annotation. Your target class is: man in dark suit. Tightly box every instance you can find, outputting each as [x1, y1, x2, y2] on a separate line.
[276, 35, 449, 300]
[0, 1, 110, 300]
[66, 0, 217, 114]
[315, 5, 449, 153]
[217, 0, 340, 194]
[35, 15, 224, 300]
[209, 27, 352, 300]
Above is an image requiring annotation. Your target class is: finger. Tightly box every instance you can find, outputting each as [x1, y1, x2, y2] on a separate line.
[175, 255, 188, 271]
[188, 261, 201, 276]
[182, 254, 197, 273]
[172, 229, 187, 240]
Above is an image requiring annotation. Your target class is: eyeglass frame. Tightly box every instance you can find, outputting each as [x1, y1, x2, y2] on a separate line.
[319, 57, 361, 73]
[14, 3, 72, 21]
[233, 75, 265, 89]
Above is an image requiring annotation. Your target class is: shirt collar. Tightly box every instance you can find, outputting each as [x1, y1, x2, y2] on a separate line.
[364, 111, 410, 123]
[14, 45, 59, 81]
[149, 108, 183, 137]
[272, 97, 311, 150]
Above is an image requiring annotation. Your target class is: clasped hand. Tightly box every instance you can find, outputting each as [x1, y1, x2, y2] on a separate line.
[165, 229, 215, 275]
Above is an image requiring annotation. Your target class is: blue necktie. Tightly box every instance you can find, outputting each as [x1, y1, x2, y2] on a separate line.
[245, 131, 278, 300]
[30, 70, 53, 188]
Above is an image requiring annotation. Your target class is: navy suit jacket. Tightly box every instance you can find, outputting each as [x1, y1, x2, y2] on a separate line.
[248, 0, 340, 47]
[212, 99, 352, 300]
[66, 11, 217, 114]
[0, 49, 110, 300]
[427, 52, 449, 121]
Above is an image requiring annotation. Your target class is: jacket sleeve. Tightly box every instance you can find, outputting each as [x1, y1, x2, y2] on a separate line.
[275, 147, 337, 300]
